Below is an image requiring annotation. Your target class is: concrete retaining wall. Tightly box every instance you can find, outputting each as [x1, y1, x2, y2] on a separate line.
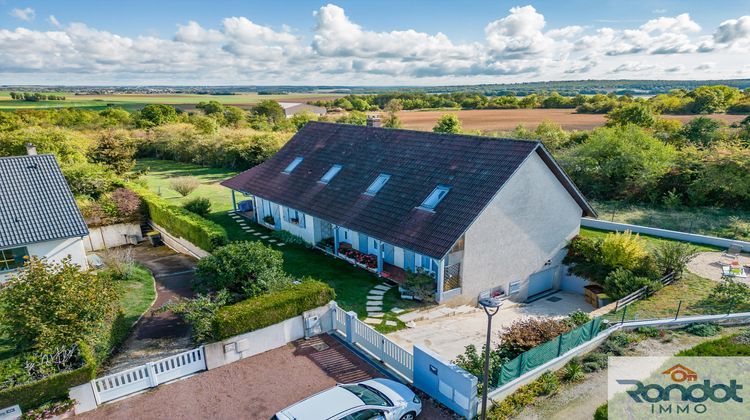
[83, 223, 142, 251]
[413, 346, 478, 419]
[204, 303, 334, 370]
[150, 221, 210, 259]
[581, 218, 750, 251]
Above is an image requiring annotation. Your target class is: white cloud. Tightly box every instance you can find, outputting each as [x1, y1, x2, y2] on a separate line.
[0, 4, 748, 84]
[9, 7, 35, 21]
[48, 15, 61, 28]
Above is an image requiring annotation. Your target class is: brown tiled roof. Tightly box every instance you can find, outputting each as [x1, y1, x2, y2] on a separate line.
[222, 122, 595, 259]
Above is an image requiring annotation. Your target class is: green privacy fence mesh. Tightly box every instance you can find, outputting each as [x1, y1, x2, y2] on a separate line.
[497, 317, 603, 386]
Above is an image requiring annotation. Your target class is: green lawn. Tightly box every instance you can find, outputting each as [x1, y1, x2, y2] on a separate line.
[134, 159, 422, 329]
[591, 200, 750, 242]
[579, 226, 721, 252]
[603, 273, 750, 323]
[119, 265, 157, 327]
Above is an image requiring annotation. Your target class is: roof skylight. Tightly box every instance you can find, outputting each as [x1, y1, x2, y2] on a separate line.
[319, 164, 342, 183]
[419, 185, 450, 211]
[364, 173, 390, 196]
[283, 156, 304, 174]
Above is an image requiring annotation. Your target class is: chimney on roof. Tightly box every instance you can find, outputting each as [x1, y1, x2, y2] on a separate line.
[366, 116, 382, 128]
[25, 143, 37, 156]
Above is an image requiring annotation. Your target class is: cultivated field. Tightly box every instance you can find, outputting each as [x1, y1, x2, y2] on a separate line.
[0, 92, 339, 111]
[397, 108, 747, 132]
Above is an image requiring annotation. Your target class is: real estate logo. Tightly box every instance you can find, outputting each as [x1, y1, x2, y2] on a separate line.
[608, 357, 749, 418]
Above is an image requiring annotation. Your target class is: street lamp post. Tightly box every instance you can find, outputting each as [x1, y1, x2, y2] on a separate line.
[478, 297, 503, 420]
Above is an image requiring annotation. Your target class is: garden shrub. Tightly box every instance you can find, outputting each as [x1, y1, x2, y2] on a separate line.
[683, 322, 722, 337]
[453, 344, 505, 391]
[403, 268, 436, 302]
[170, 176, 200, 197]
[78, 187, 141, 227]
[212, 280, 335, 340]
[561, 358, 584, 382]
[537, 371, 559, 396]
[0, 257, 119, 351]
[594, 403, 608, 420]
[487, 380, 542, 420]
[0, 343, 96, 410]
[130, 184, 228, 251]
[19, 398, 75, 419]
[566, 310, 591, 327]
[602, 268, 662, 300]
[651, 242, 698, 277]
[599, 231, 647, 271]
[194, 241, 291, 298]
[497, 317, 573, 360]
[581, 352, 608, 372]
[700, 278, 750, 313]
[61, 161, 121, 199]
[599, 331, 637, 356]
[636, 326, 661, 338]
[161, 290, 230, 343]
[183, 197, 212, 217]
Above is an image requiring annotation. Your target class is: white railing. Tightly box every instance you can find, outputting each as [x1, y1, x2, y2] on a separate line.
[332, 304, 413, 382]
[92, 346, 206, 404]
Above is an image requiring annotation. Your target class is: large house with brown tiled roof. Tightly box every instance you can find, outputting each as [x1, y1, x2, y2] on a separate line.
[222, 121, 596, 304]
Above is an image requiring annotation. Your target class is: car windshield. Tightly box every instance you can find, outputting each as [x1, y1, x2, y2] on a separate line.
[340, 384, 391, 407]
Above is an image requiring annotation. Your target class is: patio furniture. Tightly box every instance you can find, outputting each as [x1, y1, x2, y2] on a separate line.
[723, 243, 743, 259]
[722, 263, 748, 278]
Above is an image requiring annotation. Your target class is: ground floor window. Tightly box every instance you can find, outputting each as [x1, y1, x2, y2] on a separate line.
[0, 246, 29, 272]
[508, 280, 520, 295]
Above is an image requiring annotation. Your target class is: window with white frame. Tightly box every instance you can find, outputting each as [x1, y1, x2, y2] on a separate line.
[283, 156, 304, 174]
[283, 207, 306, 228]
[508, 281, 520, 295]
[419, 185, 450, 211]
[0, 247, 28, 272]
[319, 164, 342, 184]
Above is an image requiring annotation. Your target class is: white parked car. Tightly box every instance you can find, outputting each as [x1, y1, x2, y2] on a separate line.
[274, 378, 422, 420]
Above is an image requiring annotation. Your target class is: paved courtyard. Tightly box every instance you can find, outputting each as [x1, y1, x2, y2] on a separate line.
[84, 334, 454, 419]
[387, 292, 593, 361]
[687, 251, 750, 282]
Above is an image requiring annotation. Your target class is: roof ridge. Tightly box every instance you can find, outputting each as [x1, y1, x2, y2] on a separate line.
[306, 120, 543, 145]
[0, 154, 55, 161]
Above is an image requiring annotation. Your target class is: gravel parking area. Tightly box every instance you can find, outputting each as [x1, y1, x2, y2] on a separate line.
[83, 334, 454, 419]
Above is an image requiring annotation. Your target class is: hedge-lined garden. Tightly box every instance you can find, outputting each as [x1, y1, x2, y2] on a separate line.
[129, 184, 228, 251]
[213, 280, 335, 340]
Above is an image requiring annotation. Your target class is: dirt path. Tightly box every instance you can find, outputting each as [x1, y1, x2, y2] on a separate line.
[102, 244, 197, 374]
[514, 331, 722, 420]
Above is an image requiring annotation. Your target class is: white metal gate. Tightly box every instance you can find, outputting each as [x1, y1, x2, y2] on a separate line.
[92, 346, 206, 404]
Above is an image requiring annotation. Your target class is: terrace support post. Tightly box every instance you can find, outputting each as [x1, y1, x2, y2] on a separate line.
[333, 226, 340, 256]
[376, 240, 383, 274]
[231, 190, 237, 212]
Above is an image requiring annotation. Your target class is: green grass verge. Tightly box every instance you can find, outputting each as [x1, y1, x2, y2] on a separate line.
[579, 226, 721, 252]
[133, 159, 423, 330]
[591, 200, 750, 242]
[604, 273, 750, 322]
[119, 265, 157, 327]
[677, 333, 750, 356]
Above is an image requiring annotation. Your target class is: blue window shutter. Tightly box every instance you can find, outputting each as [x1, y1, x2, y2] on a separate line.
[431, 259, 438, 273]
[283, 207, 289, 222]
[299, 213, 306, 228]
[404, 250, 415, 271]
[422, 255, 430, 268]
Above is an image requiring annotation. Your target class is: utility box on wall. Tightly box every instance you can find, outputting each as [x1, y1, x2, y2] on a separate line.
[413, 345, 478, 419]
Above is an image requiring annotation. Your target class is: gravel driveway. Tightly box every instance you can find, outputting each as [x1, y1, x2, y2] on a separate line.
[84, 334, 455, 419]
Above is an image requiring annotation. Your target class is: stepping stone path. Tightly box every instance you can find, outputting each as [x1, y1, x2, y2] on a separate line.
[385, 320, 397, 327]
[276, 243, 285, 247]
[364, 318, 381, 325]
[391, 307, 405, 314]
[260, 235, 269, 239]
[268, 239, 277, 243]
[365, 282, 393, 317]
[253, 232, 262, 236]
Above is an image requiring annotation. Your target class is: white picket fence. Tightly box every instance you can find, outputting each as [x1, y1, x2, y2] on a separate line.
[92, 347, 206, 404]
[331, 304, 413, 382]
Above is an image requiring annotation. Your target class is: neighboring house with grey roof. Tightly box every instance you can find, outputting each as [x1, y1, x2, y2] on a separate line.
[278, 102, 327, 118]
[0, 153, 89, 282]
[222, 122, 596, 304]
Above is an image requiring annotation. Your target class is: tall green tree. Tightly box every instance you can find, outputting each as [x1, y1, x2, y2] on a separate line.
[252, 100, 286, 124]
[135, 104, 178, 128]
[605, 103, 657, 128]
[89, 130, 136, 174]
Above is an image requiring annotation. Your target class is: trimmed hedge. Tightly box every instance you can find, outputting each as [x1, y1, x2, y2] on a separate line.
[128, 184, 228, 251]
[212, 280, 335, 340]
[0, 343, 96, 410]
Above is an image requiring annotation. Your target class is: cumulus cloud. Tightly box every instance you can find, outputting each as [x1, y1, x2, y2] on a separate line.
[695, 62, 715, 70]
[9, 7, 35, 21]
[0, 4, 747, 83]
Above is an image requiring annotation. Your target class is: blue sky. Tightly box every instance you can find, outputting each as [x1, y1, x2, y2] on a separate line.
[1, 0, 750, 85]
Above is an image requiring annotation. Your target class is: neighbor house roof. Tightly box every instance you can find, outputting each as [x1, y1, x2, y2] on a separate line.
[0, 154, 88, 248]
[278, 102, 327, 117]
[222, 122, 595, 259]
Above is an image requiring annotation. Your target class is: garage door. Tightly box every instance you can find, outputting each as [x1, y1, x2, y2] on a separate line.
[527, 267, 555, 299]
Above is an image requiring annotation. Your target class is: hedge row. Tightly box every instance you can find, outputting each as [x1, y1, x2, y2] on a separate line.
[212, 280, 335, 340]
[0, 343, 96, 410]
[129, 184, 228, 252]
